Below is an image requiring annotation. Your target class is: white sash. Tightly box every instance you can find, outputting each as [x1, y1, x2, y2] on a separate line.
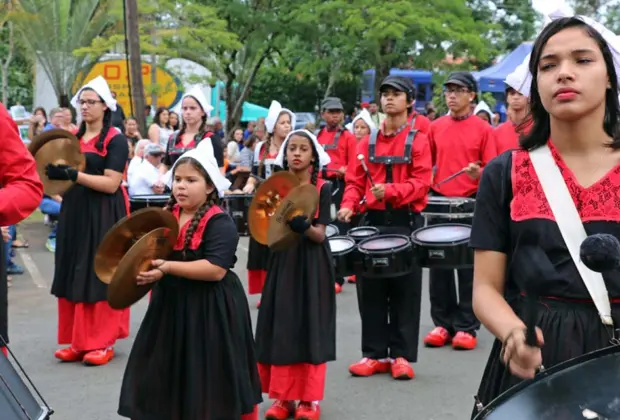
[529, 145, 613, 326]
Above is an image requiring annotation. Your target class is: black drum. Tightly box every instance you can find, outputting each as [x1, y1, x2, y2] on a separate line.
[347, 226, 379, 244]
[474, 345, 620, 419]
[326, 225, 339, 238]
[410, 224, 472, 269]
[129, 194, 170, 213]
[222, 194, 253, 235]
[357, 234, 414, 278]
[422, 196, 475, 220]
[0, 352, 52, 419]
[328, 236, 356, 278]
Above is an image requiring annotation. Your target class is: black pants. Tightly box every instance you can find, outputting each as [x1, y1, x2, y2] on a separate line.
[358, 211, 423, 361]
[328, 177, 348, 286]
[428, 217, 480, 336]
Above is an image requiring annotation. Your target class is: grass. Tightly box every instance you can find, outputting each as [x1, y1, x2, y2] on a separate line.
[22, 209, 45, 224]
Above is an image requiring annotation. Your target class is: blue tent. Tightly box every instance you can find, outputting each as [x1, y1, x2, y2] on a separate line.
[216, 101, 269, 123]
[474, 42, 533, 93]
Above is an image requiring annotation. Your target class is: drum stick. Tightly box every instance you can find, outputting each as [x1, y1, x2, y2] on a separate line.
[433, 161, 482, 187]
[357, 154, 375, 187]
[250, 174, 265, 183]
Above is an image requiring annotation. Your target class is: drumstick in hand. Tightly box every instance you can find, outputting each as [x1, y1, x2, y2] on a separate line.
[357, 154, 375, 187]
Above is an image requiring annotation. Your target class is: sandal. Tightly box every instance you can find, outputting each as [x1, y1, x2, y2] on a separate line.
[11, 240, 29, 249]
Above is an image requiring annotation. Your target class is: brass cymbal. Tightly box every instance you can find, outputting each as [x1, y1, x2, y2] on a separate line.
[95, 207, 179, 285]
[248, 172, 300, 245]
[107, 227, 175, 309]
[267, 184, 319, 251]
[28, 129, 85, 196]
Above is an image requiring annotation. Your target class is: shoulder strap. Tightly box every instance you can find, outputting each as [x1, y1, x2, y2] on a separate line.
[529, 145, 613, 326]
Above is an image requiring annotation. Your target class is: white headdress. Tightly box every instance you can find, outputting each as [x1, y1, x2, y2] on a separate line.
[274, 129, 331, 168]
[165, 140, 231, 197]
[174, 85, 214, 117]
[265, 100, 296, 134]
[350, 109, 376, 132]
[506, 9, 620, 97]
[474, 101, 493, 119]
[71, 76, 117, 112]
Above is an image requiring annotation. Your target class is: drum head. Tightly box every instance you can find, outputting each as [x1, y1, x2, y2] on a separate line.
[329, 236, 355, 254]
[475, 345, 620, 419]
[358, 235, 410, 253]
[412, 224, 471, 244]
[347, 226, 379, 238]
[326, 224, 339, 238]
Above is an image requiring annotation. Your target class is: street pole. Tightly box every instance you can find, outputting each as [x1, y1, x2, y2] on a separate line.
[125, 0, 147, 135]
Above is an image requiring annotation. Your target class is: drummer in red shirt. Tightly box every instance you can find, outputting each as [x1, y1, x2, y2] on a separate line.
[495, 82, 531, 154]
[316, 97, 357, 292]
[407, 95, 432, 135]
[338, 75, 432, 380]
[423, 71, 497, 351]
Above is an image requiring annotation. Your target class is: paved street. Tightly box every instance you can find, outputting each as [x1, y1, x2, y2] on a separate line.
[6, 220, 494, 420]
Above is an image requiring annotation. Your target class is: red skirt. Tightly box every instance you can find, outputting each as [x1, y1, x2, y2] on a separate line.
[258, 362, 326, 401]
[240, 405, 258, 420]
[248, 269, 267, 295]
[57, 298, 130, 352]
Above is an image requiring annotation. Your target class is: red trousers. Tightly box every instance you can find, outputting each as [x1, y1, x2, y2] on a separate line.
[57, 298, 130, 352]
[248, 269, 267, 295]
[258, 363, 327, 402]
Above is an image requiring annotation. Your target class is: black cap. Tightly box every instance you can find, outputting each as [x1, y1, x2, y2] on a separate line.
[380, 75, 415, 97]
[444, 71, 477, 92]
[321, 97, 344, 111]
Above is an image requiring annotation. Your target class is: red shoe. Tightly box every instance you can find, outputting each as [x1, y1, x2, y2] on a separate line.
[349, 358, 391, 377]
[265, 400, 295, 420]
[335, 283, 342, 294]
[391, 357, 414, 380]
[452, 332, 477, 350]
[54, 347, 86, 362]
[295, 402, 320, 420]
[347, 276, 356, 283]
[83, 348, 114, 366]
[424, 327, 452, 347]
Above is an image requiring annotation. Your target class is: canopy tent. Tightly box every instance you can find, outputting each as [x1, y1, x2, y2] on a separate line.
[474, 42, 533, 93]
[215, 101, 269, 123]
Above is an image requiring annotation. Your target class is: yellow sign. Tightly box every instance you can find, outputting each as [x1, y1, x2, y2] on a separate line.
[74, 60, 183, 114]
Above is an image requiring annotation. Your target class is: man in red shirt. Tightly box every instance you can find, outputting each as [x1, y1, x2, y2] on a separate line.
[495, 83, 531, 154]
[0, 102, 44, 356]
[316, 97, 357, 291]
[338, 75, 432, 381]
[423, 72, 497, 351]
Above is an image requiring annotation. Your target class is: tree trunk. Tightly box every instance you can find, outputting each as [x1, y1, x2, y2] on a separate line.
[373, 39, 395, 101]
[323, 62, 340, 100]
[126, 0, 147, 135]
[150, 27, 157, 108]
[1, 2, 13, 105]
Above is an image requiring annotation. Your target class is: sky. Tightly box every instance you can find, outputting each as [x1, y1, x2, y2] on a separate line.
[532, 0, 572, 15]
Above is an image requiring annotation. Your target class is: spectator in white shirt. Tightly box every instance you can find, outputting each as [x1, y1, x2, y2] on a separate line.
[128, 143, 165, 197]
[127, 139, 151, 182]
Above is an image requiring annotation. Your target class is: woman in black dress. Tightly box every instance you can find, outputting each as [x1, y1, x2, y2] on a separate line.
[255, 129, 335, 420]
[242, 100, 294, 306]
[48, 76, 129, 366]
[470, 16, 620, 417]
[118, 140, 262, 420]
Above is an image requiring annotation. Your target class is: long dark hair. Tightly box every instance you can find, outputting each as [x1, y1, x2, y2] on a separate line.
[165, 157, 219, 256]
[281, 131, 320, 186]
[520, 17, 620, 150]
[175, 96, 207, 146]
[153, 107, 171, 129]
[75, 88, 113, 152]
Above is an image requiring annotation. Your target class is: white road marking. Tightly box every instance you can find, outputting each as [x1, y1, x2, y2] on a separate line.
[17, 249, 48, 289]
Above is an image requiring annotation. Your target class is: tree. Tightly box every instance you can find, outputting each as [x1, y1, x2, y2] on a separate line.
[0, 0, 15, 105]
[570, 0, 620, 33]
[11, 0, 118, 107]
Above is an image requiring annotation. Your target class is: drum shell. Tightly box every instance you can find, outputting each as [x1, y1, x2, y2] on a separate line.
[422, 196, 475, 220]
[358, 235, 414, 279]
[222, 194, 253, 236]
[411, 224, 473, 269]
[328, 236, 356, 278]
[0, 354, 50, 419]
[129, 194, 170, 213]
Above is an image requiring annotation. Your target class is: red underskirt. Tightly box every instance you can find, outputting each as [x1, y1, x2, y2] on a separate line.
[248, 269, 267, 295]
[258, 362, 327, 402]
[1, 347, 6, 357]
[240, 405, 258, 420]
[57, 298, 130, 352]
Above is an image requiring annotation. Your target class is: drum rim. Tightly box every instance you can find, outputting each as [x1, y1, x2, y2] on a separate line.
[474, 344, 620, 418]
[411, 223, 471, 246]
[347, 226, 380, 237]
[130, 194, 171, 201]
[427, 196, 476, 203]
[328, 235, 356, 255]
[326, 224, 340, 236]
[223, 194, 254, 198]
[357, 234, 411, 254]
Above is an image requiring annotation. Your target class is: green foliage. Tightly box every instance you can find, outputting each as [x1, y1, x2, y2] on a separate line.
[570, 0, 620, 34]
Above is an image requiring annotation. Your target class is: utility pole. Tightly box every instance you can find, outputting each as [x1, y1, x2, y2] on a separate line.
[125, 0, 147, 135]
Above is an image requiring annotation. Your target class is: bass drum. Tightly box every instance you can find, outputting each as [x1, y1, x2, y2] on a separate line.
[474, 344, 620, 419]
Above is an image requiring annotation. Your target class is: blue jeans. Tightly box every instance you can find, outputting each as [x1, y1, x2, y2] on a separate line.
[4, 225, 15, 266]
[40, 198, 61, 240]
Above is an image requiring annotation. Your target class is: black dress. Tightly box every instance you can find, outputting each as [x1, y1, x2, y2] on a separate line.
[164, 131, 224, 168]
[0, 236, 6, 345]
[469, 144, 620, 417]
[255, 180, 337, 366]
[51, 130, 129, 302]
[118, 206, 262, 420]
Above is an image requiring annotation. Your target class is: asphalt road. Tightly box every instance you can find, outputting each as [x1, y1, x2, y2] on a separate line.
[5, 221, 495, 420]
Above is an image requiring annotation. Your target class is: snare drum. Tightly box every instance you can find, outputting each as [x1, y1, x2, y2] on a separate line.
[129, 194, 170, 213]
[422, 196, 475, 220]
[357, 235, 414, 278]
[222, 194, 253, 235]
[0, 352, 52, 419]
[326, 225, 339, 238]
[347, 226, 379, 244]
[474, 345, 620, 419]
[410, 224, 472, 269]
[328, 236, 356, 278]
